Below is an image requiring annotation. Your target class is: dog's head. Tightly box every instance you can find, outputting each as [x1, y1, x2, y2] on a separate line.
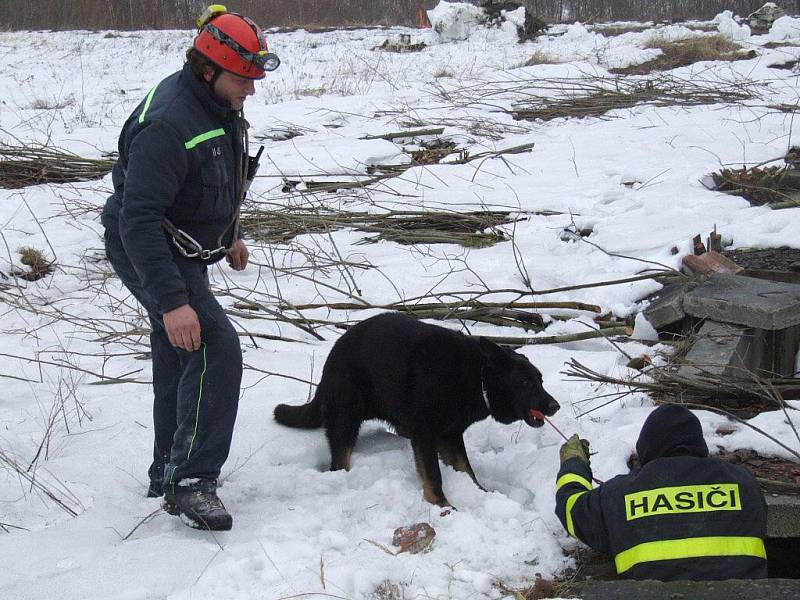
[479, 337, 560, 427]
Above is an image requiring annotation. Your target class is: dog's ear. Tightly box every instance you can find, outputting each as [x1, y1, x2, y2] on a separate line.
[479, 337, 507, 363]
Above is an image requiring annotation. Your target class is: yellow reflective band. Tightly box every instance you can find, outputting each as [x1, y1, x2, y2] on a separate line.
[184, 128, 226, 150]
[615, 536, 766, 574]
[138, 82, 161, 124]
[624, 483, 741, 521]
[565, 491, 586, 538]
[556, 473, 593, 493]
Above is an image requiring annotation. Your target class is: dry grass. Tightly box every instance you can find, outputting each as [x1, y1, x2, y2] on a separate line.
[591, 22, 718, 38]
[763, 40, 800, 49]
[499, 547, 615, 599]
[294, 86, 327, 97]
[645, 33, 741, 55]
[433, 66, 455, 78]
[612, 34, 752, 75]
[371, 580, 403, 599]
[12, 247, 55, 281]
[523, 50, 560, 67]
[590, 23, 652, 37]
[31, 97, 75, 110]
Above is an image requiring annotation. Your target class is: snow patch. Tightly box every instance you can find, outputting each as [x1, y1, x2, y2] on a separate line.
[714, 10, 752, 41]
[428, 1, 486, 42]
[770, 15, 800, 40]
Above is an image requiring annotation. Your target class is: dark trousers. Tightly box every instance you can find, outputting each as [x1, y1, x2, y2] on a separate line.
[104, 229, 242, 492]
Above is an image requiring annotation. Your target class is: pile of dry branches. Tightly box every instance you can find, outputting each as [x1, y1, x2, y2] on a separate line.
[0, 143, 114, 189]
[432, 74, 761, 124]
[240, 207, 519, 247]
[510, 75, 759, 122]
[562, 358, 800, 461]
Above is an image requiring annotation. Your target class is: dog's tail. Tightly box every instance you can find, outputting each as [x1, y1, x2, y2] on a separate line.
[274, 395, 323, 429]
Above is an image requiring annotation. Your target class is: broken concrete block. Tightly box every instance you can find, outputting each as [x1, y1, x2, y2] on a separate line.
[748, 2, 787, 32]
[642, 281, 694, 329]
[767, 494, 800, 538]
[683, 274, 800, 330]
[767, 324, 800, 376]
[678, 320, 766, 379]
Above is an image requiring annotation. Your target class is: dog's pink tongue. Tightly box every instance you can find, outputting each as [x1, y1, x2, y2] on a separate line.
[530, 409, 545, 420]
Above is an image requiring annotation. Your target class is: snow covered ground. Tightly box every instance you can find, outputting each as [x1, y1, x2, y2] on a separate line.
[2, 7, 800, 599]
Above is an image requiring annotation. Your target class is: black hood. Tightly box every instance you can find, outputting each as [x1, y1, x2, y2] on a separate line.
[636, 405, 708, 466]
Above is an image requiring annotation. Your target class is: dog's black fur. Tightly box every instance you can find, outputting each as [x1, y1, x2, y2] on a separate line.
[274, 312, 560, 506]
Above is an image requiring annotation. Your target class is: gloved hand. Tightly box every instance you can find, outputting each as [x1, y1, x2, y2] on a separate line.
[560, 433, 591, 465]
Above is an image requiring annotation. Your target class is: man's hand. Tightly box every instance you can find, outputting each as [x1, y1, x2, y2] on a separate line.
[163, 304, 201, 351]
[560, 433, 591, 465]
[226, 239, 249, 271]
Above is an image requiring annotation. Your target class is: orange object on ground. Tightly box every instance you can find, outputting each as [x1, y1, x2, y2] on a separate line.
[418, 3, 431, 28]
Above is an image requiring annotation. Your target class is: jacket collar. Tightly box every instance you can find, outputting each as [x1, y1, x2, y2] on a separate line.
[181, 62, 235, 122]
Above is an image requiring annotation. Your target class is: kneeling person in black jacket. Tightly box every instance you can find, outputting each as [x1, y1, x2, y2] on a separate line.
[555, 404, 767, 580]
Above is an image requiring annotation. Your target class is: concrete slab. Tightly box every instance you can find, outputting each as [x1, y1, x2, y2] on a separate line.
[767, 325, 800, 376]
[582, 579, 800, 600]
[766, 494, 800, 538]
[678, 320, 765, 379]
[643, 281, 694, 329]
[683, 274, 800, 330]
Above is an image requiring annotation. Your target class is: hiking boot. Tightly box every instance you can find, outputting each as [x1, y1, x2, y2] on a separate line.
[162, 479, 233, 531]
[146, 454, 168, 498]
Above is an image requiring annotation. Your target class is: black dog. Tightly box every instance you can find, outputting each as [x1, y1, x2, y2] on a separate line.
[274, 312, 560, 507]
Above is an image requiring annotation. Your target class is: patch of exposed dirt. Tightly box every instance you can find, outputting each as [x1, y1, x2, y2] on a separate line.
[716, 448, 800, 495]
[510, 547, 615, 599]
[372, 35, 426, 53]
[722, 247, 800, 272]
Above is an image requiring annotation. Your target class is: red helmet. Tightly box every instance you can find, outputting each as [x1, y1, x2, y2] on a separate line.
[193, 8, 280, 80]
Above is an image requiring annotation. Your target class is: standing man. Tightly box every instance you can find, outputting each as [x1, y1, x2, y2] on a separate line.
[102, 5, 279, 531]
[555, 405, 768, 580]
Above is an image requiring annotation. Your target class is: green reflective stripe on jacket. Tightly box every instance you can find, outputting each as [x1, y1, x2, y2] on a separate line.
[138, 83, 160, 124]
[614, 536, 766, 574]
[557, 473, 593, 492]
[565, 491, 587, 538]
[184, 128, 226, 150]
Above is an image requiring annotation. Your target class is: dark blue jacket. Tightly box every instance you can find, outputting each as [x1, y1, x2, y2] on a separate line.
[555, 455, 768, 581]
[102, 62, 245, 314]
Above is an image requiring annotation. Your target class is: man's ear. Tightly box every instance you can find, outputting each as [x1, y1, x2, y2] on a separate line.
[202, 65, 215, 83]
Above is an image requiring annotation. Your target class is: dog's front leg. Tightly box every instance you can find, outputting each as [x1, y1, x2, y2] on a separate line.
[411, 438, 451, 507]
[437, 434, 486, 492]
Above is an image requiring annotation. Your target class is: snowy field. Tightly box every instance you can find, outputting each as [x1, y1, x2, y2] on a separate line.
[2, 6, 800, 599]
